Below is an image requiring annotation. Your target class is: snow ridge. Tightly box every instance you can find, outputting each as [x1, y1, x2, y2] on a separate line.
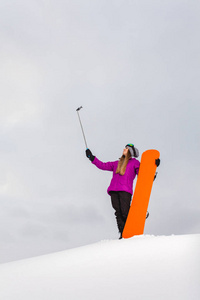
[0, 234, 199, 300]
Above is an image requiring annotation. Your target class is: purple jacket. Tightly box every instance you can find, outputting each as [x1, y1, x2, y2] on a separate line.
[92, 157, 140, 195]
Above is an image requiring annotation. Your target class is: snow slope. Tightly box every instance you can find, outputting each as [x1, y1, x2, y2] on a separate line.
[0, 234, 199, 300]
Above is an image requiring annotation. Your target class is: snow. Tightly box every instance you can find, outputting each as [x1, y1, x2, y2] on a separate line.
[0, 234, 199, 300]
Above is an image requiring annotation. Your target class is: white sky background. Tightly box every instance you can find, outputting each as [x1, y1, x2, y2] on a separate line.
[0, 0, 200, 263]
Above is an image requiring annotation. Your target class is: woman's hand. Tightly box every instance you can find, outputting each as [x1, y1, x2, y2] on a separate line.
[85, 149, 95, 162]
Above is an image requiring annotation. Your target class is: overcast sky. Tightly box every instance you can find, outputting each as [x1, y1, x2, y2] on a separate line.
[0, 0, 200, 263]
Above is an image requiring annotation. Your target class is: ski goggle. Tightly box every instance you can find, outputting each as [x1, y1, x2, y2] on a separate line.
[125, 144, 134, 148]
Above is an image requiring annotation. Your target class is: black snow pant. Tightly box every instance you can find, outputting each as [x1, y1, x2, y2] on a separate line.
[110, 191, 132, 234]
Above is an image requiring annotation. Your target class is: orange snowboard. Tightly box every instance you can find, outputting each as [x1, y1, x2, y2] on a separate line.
[122, 149, 160, 238]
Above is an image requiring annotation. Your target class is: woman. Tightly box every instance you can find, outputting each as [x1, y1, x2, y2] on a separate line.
[86, 144, 140, 239]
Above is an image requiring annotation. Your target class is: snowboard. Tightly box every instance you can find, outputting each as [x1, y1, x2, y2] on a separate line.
[122, 149, 160, 238]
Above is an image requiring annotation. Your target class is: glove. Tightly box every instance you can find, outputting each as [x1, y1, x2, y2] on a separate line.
[155, 158, 160, 167]
[86, 149, 95, 162]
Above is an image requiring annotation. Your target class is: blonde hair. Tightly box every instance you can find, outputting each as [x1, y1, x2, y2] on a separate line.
[116, 150, 131, 176]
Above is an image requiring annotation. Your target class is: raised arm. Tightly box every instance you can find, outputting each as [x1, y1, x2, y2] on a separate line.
[86, 149, 115, 171]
